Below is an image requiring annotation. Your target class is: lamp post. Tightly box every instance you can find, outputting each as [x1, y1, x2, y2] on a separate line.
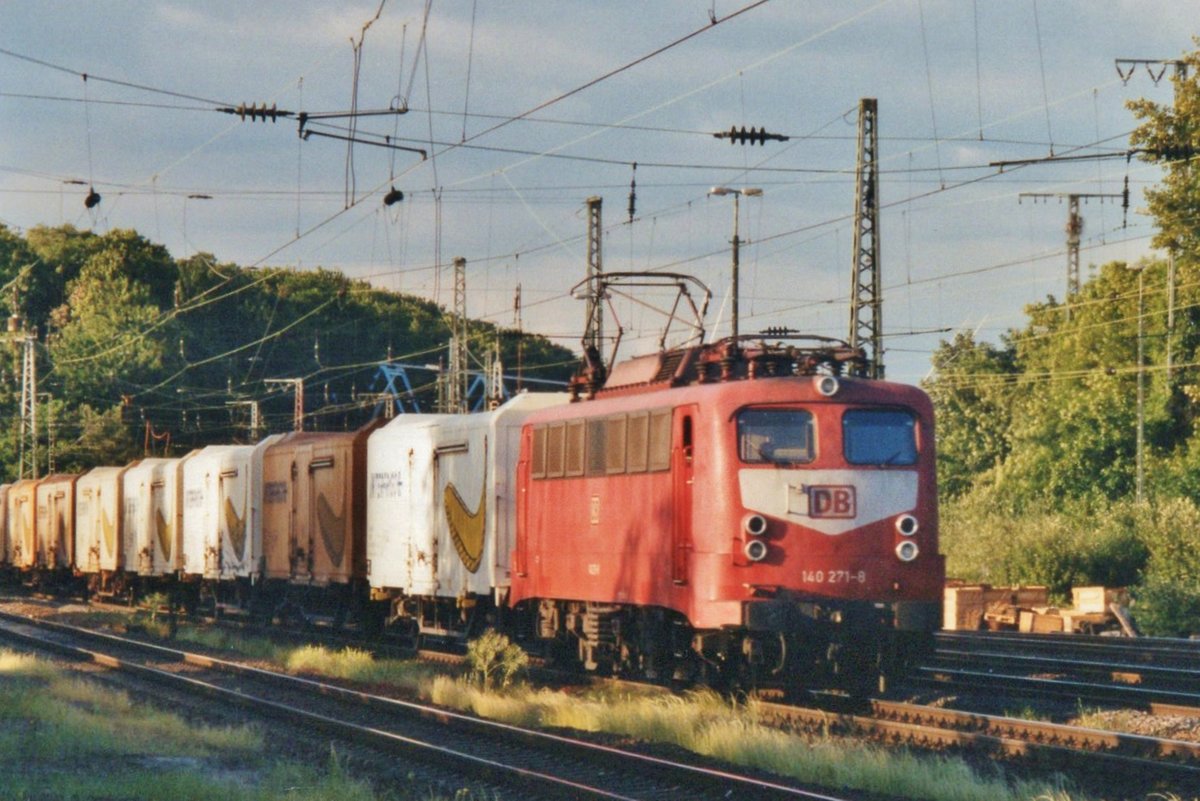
[708, 186, 762, 343]
[1128, 263, 1145, 503]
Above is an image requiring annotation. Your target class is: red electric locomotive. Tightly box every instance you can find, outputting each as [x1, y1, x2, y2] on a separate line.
[509, 331, 943, 695]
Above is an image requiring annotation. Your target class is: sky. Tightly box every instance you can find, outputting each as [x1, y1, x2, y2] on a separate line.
[0, 1, 1194, 384]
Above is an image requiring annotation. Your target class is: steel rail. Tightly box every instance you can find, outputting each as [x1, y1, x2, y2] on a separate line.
[936, 630, 1200, 667]
[755, 698, 1200, 775]
[916, 665, 1200, 715]
[931, 647, 1200, 691]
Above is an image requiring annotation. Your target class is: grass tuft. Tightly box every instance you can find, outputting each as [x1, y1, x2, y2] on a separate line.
[428, 676, 1082, 801]
[285, 644, 437, 689]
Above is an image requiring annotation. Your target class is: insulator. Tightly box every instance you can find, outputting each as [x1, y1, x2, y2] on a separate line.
[236, 102, 280, 122]
[627, 162, 637, 223]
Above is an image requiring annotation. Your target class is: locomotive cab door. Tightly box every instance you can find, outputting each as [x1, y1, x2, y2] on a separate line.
[671, 406, 696, 585]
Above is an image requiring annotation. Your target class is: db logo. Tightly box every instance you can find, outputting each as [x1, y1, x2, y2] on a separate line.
[809, 485, 856, 519]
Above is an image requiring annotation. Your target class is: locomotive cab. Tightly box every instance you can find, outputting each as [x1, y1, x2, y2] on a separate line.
[727, 385, 943, 694]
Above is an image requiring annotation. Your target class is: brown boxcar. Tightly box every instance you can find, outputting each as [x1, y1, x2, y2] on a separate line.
[261, 422, 380, 590]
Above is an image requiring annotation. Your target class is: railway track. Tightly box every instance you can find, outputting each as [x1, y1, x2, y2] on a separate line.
[758, 696, 1200, 794]
[9, 595, 1200, 798]
[0, 609, 857, 801]
[938, 629, 1200, 667]
[927, 629, 1200, 712]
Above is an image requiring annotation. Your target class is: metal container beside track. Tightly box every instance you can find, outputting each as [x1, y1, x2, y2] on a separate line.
[35, 474, 79, 571]
[75, 466, 131, 575]
[261, 425, 377, 587]
[123, 456, 192, 576]
[7, 479, 38, 570]
[367, 393, 568, 603]
[181, 438, 278, 581]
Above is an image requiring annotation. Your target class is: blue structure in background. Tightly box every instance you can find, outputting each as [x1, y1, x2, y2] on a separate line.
[366, 362, 566, 417]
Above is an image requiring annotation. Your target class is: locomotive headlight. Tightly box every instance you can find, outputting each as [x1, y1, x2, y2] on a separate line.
[744, 539, 769, 562]
[813, 374, 840, 397]
[895, 514, 919, 536]
[895, 540, 919, 562]
[742, 512, 768, 537]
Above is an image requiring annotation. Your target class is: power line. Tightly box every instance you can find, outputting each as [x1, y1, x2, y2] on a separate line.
[0, 46, 230, 106]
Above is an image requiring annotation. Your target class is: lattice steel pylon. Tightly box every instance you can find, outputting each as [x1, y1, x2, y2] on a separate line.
[18, 333, 37, 479]
[584, 197, 604, 360]
[1018, 191, 1123, 318]
[848, 98, 883, 378]
[446, 256, 469, 414]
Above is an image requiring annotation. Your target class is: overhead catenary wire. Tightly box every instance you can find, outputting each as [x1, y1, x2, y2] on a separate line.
[35, 122, 1152, 385]
[916, 0, 945, 188]
[4, 3, 1176, 400]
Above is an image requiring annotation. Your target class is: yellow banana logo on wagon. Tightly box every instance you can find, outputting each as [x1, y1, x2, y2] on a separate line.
[443, 439, 486, 574]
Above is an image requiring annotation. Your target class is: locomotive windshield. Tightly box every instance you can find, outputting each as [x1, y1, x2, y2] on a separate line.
[737, 409, 815, 464]
[843, 409, 917, 466]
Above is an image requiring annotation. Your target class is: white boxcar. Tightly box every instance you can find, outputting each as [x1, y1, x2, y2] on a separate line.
[123, 456, 192, 576]
[76, 466, 130, 575]
[367, 393, 568, 605]
[181, 438, 277, 581]
[7, 479, 38, 570]
[36, 474, 79, 571]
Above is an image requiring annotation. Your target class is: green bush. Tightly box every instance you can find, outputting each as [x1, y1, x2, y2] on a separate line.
[1131, 575, 1200, 637]
[941, 496, 1148, 601]
[465, 629, 528, 691]
[941, 493, 1200, 636]
[1127, 497, 1200, 637]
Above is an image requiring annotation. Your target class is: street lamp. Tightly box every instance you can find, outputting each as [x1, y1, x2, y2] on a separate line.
[709, 186, 763, 343]
[1128, 263, 1145, 503]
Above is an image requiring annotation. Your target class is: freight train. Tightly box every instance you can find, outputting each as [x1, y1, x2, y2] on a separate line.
[0, 331, 943, 695]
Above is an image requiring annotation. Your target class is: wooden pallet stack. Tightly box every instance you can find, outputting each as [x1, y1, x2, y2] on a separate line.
[943, 583, 1135, 635]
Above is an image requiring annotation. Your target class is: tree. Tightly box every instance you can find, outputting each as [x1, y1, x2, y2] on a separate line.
[48, 245, 179, 406]
[1128, 43, 1200, 258]
[0, 225, 36, 314]
[53, 403, 140, 472]
[20, 225, 120, 329]
[923, 332, 1015, 497]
